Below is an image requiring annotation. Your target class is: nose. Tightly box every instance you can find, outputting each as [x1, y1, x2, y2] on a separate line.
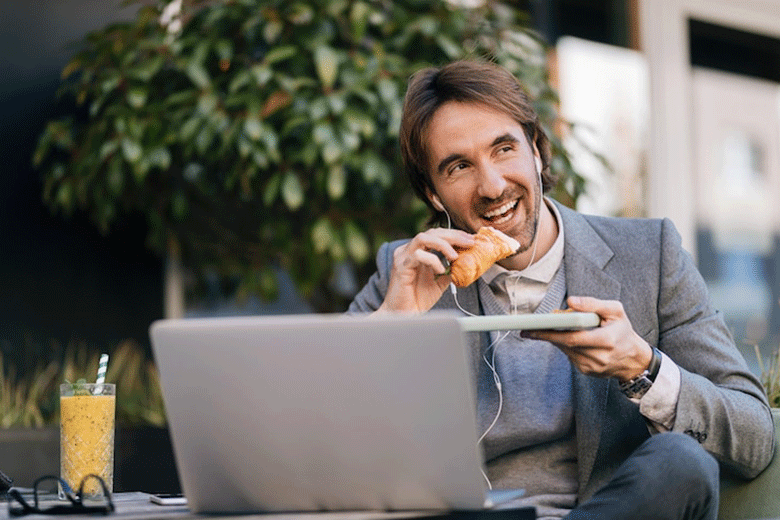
[475, 162, 507, 200]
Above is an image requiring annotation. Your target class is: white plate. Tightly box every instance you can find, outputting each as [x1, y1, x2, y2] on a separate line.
[458, 312, 600, 332]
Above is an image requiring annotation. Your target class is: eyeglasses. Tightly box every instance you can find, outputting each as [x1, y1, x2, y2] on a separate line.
[6, 475, 114, 516]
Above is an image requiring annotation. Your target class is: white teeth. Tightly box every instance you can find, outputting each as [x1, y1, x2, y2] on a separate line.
[483, 200, 516, 219]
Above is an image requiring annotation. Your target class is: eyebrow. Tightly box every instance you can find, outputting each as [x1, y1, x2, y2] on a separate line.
[491, 133, 520, 148]
[435, 133, 521, 175]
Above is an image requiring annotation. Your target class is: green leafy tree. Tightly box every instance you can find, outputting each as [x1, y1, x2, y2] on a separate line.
[34, 0, 588, 312]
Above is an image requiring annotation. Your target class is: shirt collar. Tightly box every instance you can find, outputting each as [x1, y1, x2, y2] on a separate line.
[482, 197, 565, 285]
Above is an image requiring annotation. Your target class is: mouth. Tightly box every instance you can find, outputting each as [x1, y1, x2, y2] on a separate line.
[481, 199, 519, 226]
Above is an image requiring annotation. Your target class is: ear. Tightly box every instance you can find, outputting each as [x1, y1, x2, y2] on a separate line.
[425, 187, 445, 212]
[533, 146, 543, 175]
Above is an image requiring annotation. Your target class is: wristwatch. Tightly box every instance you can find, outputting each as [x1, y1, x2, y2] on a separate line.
[619, 347, 662, 399]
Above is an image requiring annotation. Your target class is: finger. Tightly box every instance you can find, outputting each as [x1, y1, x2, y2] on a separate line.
[408, 230, 475, 263]
[405, 248, 453, 276]
[566, 296, 624, 319]
[524, 328, 595, 348]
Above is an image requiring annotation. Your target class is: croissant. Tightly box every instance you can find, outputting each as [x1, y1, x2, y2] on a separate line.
[450, 227, 520, 287]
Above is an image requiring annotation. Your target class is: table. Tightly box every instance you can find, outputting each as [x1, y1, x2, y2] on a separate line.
[1, 493, 536, 520]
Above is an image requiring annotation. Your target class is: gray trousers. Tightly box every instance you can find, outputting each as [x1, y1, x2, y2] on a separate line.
[566, 432, 720, 520]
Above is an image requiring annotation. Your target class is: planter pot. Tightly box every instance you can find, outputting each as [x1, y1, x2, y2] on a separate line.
[718, 408, 780, 520]
[0, 427, 59, 487]
[0, 426, 180, 493]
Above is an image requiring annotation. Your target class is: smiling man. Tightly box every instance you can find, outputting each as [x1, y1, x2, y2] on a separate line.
[348, 60, 774, 520]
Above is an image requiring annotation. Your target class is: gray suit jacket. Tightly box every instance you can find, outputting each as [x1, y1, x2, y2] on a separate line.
[348, 201, 775, 502]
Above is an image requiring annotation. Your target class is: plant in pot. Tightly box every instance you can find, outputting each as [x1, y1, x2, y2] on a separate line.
[32, 0, 594, 313]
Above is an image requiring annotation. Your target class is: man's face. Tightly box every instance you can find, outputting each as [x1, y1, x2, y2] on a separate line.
[425, 101, 541, 253]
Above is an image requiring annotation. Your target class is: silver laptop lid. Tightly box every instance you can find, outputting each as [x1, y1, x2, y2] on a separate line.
[149, 312, 488, 513]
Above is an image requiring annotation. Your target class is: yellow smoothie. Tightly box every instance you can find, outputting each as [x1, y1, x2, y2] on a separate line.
[60, 393, 115, 495]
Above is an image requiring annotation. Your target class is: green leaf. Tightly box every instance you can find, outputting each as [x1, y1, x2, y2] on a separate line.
[195, 126, 215, 155]
[183, 162, 204, 182]
[99, 140, 119, 161]
[197, 91, 219, 115]
[127, 87, 148, 109]
[327, 93, 346, 114]
[350, 1, 369, 41]
[281, 172, 304, 211]
[341, 129, 360, 151]
[244, 116, 262, 141]
[327, 165, 346, 200]
[288, 3, 315, 25]
[252, 150, 268, 169]
[362, 153, 386, 183]
[56, 183, 74, 212]
[376, 78, 397, 103]
[312, 122, 335, 145]
[237, 135, 252, 158]
[121, 138, 142, 163]
[435, 34, 462, 59]
[314, 45, 340, 90]
[186, 62, 211, 88]
[179, 117, 202, 141]
[263, 173, 281, 206]
[131, 55, 164, 82]
[101, 76, 121, 94]
[228, 70, 252, 93]
[148, 147, 171, 170]
[343, 108, 375, 137]
[215, 39, 233, 62]
[261, 126, 280, 162]
[344, 221, 370, 263]
[263, 20, 283, 43]
[311, 218, 334, 254]
[250, 64, 273, 86]
[322, 142, 341, 165]
[308, 98, 329, 121]
[264, 45, 297, 64]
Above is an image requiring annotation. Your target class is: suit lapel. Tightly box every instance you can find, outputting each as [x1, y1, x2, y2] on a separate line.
[555, 201, 622, 495]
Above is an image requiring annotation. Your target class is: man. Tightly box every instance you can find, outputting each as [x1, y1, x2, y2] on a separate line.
[348, 60, 775, 520]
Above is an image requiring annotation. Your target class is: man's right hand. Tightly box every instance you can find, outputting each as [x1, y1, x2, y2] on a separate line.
[376, 228, 475, 314]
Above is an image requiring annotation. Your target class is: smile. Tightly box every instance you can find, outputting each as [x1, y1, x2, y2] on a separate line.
[482, 200, 518, 225]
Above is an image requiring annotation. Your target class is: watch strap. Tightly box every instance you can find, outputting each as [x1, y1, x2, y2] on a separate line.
[646, 347, 662, 382]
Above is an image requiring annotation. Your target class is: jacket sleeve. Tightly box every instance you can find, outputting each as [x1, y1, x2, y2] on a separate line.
[347, 240, 404, 314]
[657, 218, 775, 478]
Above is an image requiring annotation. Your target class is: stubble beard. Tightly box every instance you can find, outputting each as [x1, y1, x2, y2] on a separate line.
[441, 177, 542, 255]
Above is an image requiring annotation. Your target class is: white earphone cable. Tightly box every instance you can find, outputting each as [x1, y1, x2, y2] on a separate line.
[438, 160, 543, 489]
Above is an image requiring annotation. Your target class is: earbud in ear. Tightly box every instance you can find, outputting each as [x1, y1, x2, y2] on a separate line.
[431, 195, 445, 212]
[534, 155, 543, 175]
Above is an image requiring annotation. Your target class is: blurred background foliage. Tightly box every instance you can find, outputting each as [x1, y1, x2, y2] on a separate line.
[33, 0, 589, 313]
[1, 340, 165, 428]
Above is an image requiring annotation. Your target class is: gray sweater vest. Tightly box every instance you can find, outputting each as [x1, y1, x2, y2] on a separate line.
[474, 265, 578, 518]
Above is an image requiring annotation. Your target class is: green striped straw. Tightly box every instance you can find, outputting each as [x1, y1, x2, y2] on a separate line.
[96, 353, 109, 386]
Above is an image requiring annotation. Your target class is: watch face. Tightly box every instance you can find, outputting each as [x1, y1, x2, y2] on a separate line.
[620, 376, 653, 399]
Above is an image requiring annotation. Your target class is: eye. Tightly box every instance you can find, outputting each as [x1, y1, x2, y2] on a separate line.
[448, 161, 469, 175]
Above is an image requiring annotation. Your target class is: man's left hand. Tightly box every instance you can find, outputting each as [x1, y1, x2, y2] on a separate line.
[525, 296, 653, 382]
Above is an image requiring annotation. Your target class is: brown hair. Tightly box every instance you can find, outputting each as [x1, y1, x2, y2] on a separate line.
[399, 60, 554, 224]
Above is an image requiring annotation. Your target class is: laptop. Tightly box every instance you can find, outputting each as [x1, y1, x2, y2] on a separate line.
[149, 312, 530, 515]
